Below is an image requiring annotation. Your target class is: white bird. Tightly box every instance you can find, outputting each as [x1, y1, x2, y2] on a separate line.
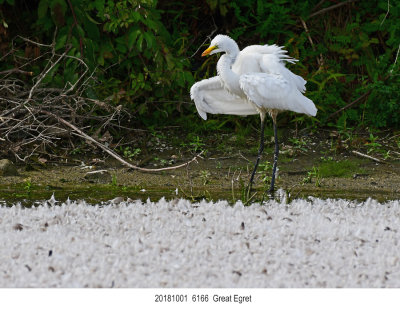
[190, 34, 317, 194]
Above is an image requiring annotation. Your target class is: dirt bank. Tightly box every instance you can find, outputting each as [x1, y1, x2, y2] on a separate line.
[1, 129, 400, 204]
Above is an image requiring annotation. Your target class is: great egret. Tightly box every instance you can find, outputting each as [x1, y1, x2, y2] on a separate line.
[190, 35, 317, 194]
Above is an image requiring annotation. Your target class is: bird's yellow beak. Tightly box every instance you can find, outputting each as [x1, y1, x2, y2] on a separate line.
[201, 45, 217, 57]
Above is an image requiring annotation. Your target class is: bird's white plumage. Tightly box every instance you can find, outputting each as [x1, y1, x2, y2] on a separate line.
[190, 77, 258, 120]
[190, 35, 317, 119]
[239, 73, 316, 116]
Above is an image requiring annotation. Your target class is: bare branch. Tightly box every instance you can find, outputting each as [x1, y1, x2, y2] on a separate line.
[38, 108, 203, 172]
[187, 17, 218, 59]
[0, 68, 33, 76]
[311, 0, 327, 13]
[309, 0, 358, 18]
[352, 150, 385, 164]
[66, 0, 84, 57]
[380, 0, 390, 26]
[0, 35, 156, 165]
[327, 91, 371, 120]
[25, 47, 71, 104]
[16, 35, 53, 48]
[393, 43, 400, 68]
[299, 17, 324, 69]
[188, 28, 217, 59]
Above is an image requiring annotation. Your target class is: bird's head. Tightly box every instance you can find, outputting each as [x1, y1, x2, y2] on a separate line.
[201, 35, 239, 57]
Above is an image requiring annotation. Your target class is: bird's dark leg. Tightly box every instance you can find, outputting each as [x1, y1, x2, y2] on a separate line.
[268, 118, 279, 194]
[248, 114, 266, 193]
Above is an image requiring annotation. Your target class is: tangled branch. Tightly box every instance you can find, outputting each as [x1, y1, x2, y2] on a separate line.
[0, 36, 117, 159]
[0, 35, 201, 172]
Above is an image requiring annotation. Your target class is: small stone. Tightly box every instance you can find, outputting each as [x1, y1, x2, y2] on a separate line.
[0, 159, 19, 176]
[109, 196, 124, 204]
[13, 223, 24, 231]
[233, 270, 242, 276]
[229, 135, 237, 142]
[261, 268, 268, 274]
[84, 169, 112, 183]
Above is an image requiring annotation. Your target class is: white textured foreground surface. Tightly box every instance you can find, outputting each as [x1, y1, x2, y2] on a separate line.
[1, 196, 400, 288]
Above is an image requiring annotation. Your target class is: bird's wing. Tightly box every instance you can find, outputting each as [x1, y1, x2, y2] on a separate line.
[236, 44, 307, 94]
[260, 54, 307, 93]
[241, 44, 298, 64]
[239, 73, 317, 116]
[190, 76, 258, 120]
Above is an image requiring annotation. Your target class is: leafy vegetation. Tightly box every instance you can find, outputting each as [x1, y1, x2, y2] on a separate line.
[317, 160, 364, 178]
[303, 166, 321, 187]
[0, 0, 399, 157]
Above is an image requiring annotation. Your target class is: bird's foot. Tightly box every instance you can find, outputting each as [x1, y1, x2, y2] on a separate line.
[266, 183, 276, 200]
[267, 189, 275, 200]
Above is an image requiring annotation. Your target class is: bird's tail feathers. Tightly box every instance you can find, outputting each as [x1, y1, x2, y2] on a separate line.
[295, 93, 317, 117]
[275, 45, 298, 64]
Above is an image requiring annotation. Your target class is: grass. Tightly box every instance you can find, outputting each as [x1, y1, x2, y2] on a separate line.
[317, 160, 364, 178]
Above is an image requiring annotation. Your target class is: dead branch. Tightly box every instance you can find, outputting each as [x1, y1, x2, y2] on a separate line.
[1, 34, 194, 171]
[380, 0, 390, 26]
[0, 35, 130, 161]
[66, 0, 84, 57]
[311, 0, 327, 13]
[35, 109, 203, 172]
[16, 35, 53, 48]
[299, 17, 324, 69]
[327, 90, 372, 120]
[61, 53, 89, 94]
[352, 150, 385, 163]
[309, 0, 358, 18]
[188, 28, 217, 59]
[393, 43, 400, 69]
[0, 68, 33, 76]
[26, 47, 71, 103]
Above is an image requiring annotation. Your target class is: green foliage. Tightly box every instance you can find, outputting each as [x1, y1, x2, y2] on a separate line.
[119, 146, 141, 159]
[0, 0, 15, 5]
[318, 160, 363, 178]
[258, 160, 273, 184]
[365, 133, 382, 154]
[1, 0, 399, 134]
[24, 178, 33, 193]
[288, 137, 308, 153]
[2, 0, 194, 128]
[191, 0, 400, 130]
[303, 166, 321, 187]
[181, 134, 205, 153]
[111, 174, 118, 187]
[199, 170, 211, 185]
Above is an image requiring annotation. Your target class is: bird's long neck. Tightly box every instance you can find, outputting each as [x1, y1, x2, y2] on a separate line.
[217, 54, 241, 97]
